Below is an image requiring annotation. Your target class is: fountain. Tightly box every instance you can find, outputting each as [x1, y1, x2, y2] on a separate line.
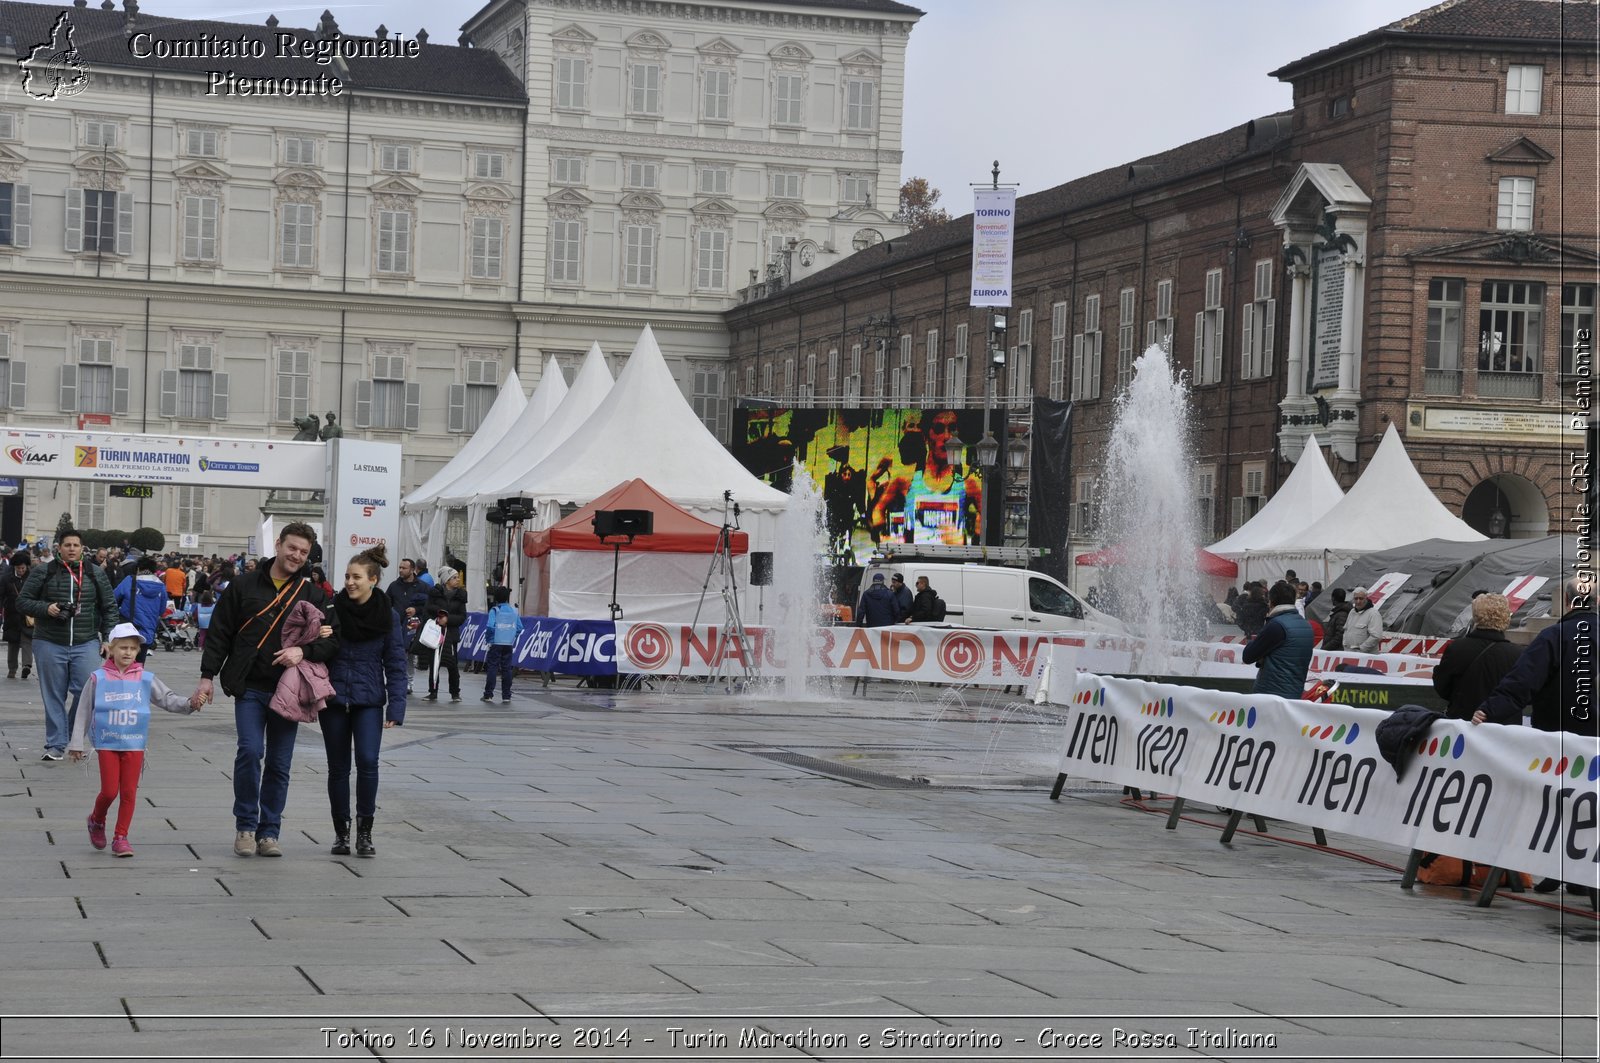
[1097, 344, 1207, 670]
[765, 460, 828, 699]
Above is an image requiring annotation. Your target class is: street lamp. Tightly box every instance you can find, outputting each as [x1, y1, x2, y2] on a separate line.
[945, 428, 968, 469]
[979, 312, 1005, 471]
[1006, 433, 1030, 471]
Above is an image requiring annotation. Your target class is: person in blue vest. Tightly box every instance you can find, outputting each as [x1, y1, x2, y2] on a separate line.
[114, 556, 167, 663]
[481, 585, 520, 705]
[67, 623, 204, 857]
[1241, 580, 1315, 700]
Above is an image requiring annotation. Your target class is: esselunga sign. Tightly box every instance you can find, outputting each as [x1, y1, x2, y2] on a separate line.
[0, 430, 327, 488]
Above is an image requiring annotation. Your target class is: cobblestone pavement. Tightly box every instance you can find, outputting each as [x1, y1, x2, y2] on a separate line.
[1, 655, 1596, 1061]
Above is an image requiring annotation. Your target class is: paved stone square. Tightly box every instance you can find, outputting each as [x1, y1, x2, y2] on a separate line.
[0, 655, 1595, 1061]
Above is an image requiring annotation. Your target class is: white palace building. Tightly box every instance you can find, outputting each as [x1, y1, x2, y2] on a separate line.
[0, 0, 918, 553]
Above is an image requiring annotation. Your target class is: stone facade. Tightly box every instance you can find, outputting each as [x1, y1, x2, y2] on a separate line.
[0, 0, 919, 553]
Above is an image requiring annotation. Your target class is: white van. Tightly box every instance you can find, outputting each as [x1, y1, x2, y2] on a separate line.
[860, 562, 1127, 634]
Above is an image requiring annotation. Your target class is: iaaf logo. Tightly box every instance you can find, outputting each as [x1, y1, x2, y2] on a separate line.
[6, 445, 57, 465]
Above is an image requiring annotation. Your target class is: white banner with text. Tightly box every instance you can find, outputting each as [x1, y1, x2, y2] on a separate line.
[1045, 667, 1600, 887]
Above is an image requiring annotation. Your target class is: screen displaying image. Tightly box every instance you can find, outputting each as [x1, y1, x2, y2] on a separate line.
[732, 407, 993, 564]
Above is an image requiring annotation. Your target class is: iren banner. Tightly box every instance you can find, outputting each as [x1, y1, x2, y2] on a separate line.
[1046, 668, 1600, 888]
[970, 187, 1016, 308]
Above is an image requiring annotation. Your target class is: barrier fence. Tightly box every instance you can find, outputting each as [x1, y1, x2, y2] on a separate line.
[452, 614, 1439, 687]
[1038, 655, 1600, 890]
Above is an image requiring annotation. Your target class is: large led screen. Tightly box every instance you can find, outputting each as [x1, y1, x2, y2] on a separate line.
[732, 407, 993, 565]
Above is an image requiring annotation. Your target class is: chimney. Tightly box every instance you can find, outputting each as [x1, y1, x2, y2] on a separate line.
[266, 14, 278, 27]
[123, 0, 138, 36]
[374, 24, 388, 40]
[317, 10, 339, 40]
[415, 28, 429, 45]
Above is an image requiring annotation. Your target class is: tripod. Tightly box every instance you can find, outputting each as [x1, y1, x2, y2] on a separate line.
[684, 491, 753, 688]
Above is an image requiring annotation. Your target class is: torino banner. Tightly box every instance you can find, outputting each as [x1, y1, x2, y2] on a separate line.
[1046, 667, 1600, 888]
[970, 187, 1016, 308]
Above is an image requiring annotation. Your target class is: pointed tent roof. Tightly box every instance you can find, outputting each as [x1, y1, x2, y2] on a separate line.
[1210, 432, 1346, 554]
[1271, 425, 1486, 553]
[524, 479, 749, 556]
[514, 326, 789, 511]
[429, 355, 578, 506]
[451, 343, 615, 504]
[402, 367, 526, 510]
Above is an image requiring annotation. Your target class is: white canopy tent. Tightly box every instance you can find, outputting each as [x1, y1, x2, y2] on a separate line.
[438, 344, 614, 609]
[1239, 424, 1486, 582]
[1209, 432, 1345, 581]
[510, 325, 787, 581]
[399, 367, 527, 565]
[413, 358, 569, 606]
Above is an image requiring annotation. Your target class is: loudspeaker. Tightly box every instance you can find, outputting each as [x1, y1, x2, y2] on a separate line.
[750, 551, 773, 586]
[497, 496, 534, 522]
[592, 508, 654, 538]
[485, 508, 507, 526]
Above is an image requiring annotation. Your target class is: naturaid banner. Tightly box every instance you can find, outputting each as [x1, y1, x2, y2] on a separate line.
[1044, 667, 1600, 888]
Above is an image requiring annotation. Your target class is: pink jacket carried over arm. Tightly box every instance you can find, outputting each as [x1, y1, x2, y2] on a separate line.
[270, 599, 335, 723]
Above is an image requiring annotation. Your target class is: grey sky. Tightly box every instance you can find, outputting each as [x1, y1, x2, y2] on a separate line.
[102, 0, 1430, 212]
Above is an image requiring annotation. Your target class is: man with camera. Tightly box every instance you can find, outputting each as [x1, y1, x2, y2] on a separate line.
[17, 528, 119, 761]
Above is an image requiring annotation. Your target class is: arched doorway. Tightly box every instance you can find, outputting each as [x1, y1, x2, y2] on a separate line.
[1462, 474, 1549, 539]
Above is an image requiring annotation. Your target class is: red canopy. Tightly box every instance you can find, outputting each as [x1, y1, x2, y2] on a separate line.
[523, 479, 749, 557]
[1074, 542, 1239, 578]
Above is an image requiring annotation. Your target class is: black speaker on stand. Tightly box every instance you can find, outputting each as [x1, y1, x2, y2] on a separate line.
[749, 551, 774, 586]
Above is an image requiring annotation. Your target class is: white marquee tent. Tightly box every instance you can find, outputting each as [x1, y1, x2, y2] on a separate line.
[405, 358, 569, 604]
[510, 325, 787, 572]
[399, 367, 527, 565]
[1209, 432, 1345, 580]
[438, 344, 615, 609]
[1236, 424, 1486, 581]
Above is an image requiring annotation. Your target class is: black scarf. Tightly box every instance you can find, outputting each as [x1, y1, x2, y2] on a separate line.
[334, 587, 392, 643]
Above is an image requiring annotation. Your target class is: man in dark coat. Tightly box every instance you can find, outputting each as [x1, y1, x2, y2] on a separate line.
[1476, 577, 1598, 735]
[1241, 581, 1314, 700]
[1, 551, 33, 679]
[856, 573, 899, 627]
[889, 573, 913, 620]
[196, 522, 339, 859]
[906, 575, 946, 623]
[17, 530, 119, 761]
[1321, 588, 1352, 650]
[1235, 582, 1268, 637]
[422, 567, 468, 702]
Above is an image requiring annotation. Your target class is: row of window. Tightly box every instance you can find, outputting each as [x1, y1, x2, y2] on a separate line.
[552, 56, 877, 130]
[0, 181, 506, 279]
[67, 482, 207, 536]
[550, 219, 738, 291]
[551, 155, 876, 206]
[744, 267, 1282, 404]
[11, 113, 514, 181]
[1425, 279, 1595, 397]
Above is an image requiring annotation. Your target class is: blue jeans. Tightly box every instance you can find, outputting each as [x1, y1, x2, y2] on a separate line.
[233, 689, 298, 838]
[35, 639, 101, 754]
[483, 645, 514, 699]
[319, 703, 384, 821]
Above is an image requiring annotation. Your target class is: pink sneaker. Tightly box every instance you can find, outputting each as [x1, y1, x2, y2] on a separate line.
[86, 815, 107, 850]
[111, 836, 133, 858]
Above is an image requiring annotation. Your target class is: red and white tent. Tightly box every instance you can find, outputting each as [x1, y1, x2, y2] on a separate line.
[523, 479, 748, 622]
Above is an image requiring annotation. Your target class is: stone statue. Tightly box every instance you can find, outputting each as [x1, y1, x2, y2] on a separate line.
[319, 412, 343, 440]
[291, 413, 321, 441]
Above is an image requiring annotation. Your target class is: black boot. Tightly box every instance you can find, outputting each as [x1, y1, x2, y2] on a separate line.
[355, 816, 375, 857]
[330, 819, 351, 856]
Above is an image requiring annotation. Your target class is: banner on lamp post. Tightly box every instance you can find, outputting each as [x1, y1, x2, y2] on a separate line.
[970, 187, 1016, 308]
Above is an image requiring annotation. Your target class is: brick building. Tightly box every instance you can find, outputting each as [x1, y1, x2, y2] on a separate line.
[724, 0, 1599, 567]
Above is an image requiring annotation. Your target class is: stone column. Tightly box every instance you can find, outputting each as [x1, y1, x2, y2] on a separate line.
[1277, 239, 1316, 461]
[1328, 220, 1367, 463]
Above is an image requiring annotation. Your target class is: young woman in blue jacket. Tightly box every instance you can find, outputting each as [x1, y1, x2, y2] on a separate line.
[321, 545, 409, 857]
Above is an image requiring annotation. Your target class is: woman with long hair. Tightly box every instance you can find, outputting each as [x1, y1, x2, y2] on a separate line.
[321, 545, 409, 857]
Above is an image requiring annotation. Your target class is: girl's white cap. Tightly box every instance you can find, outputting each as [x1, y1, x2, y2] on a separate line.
[108, 622, 145, 643]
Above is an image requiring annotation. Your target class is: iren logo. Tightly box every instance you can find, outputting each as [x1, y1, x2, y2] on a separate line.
[1201, 704, 1274, 794]
[1526, 752, 1600, 866]
[1061, 685, 1117, 766]
[1135, 696, 1187, 776]
[1295, 718, 1375, 814]
[1526, 753, 1597, 780]
[1401, 733, 1490, 838]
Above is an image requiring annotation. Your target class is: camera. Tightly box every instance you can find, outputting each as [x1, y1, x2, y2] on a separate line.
[60, 601, 79, 618]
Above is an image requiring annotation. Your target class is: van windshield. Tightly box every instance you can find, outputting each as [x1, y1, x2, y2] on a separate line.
[1029, 577, 1083, 619]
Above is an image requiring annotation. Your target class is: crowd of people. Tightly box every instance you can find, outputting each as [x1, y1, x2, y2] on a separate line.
[5, 524, 486, 862]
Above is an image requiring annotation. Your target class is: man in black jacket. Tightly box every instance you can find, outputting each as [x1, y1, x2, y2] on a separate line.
[385, 558, 430, 620]
[422, 567, 468, 702]
[195, 523, 339, 859]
